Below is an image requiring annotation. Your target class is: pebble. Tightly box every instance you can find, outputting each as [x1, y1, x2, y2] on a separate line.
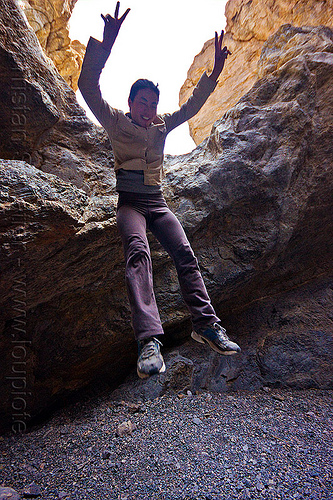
[23, 483, 41, 497]
[116, 420, 136, 437]
[272, 394, 285, 402]
[306, 411, 316, 418]
[193, 417, 202, 425]
[256, 481, 265, 491]
[120, 401, 143, 413]
[240, 489, 251, 500]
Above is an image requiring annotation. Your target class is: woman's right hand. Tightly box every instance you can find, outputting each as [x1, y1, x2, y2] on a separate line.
[101, 1, 130, 50]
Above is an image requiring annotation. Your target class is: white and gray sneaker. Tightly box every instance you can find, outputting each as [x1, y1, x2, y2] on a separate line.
[191, 322, 241, 355]
[137, 337, 166, 379]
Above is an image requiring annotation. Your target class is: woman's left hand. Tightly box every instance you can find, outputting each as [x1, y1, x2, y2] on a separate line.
[209, 30, 231, 82]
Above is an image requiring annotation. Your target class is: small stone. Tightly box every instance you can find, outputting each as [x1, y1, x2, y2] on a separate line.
[272, 394, 284, 402]
[242, 444, 249, 452]
[187, 390, 193, 396]
[256, 482, 264, 491]
[0, 487, 21, 500]
[23, 483, 41, 498]
[120, 401, 143, 413]
[240, 488, 251, 500]
[306, 411, 316, 418]
[262, 386, 270, 392]
[58, 493, 69, 499]
[116, 420, 136, 437]
[102, 450, 112, 459]
[193, 417, 202, 425]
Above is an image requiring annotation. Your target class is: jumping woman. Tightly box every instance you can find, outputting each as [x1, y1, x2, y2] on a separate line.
[78, 1, 241, 379]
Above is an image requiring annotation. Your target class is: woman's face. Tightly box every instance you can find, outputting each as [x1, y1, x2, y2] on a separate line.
[128, 89, 158, 128]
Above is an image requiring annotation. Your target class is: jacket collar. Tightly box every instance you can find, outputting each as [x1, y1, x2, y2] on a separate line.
[125, 112, 166, 128]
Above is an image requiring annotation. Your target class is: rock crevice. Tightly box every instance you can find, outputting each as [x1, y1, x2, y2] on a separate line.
[0, 0, 332, 432]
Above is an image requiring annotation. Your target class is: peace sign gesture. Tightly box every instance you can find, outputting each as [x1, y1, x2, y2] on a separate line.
[209, 30, 231, 81]
[101, 1, 130, 50]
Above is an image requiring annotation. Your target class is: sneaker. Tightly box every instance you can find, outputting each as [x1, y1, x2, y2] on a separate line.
[191, 322, 241, 355]
[137, 337, 166, 379]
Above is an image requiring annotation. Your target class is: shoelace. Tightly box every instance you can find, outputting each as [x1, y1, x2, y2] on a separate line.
[140, 338, 161, 359]
[212, 323, 229, 340]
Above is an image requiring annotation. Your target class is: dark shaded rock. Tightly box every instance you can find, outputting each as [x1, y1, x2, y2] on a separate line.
[0, 160, 133, 432]
[22, 483, 41, 498]
[162, 354, 194, 393]
[0, 2, 332, 433]
[101, 449, 112, 459]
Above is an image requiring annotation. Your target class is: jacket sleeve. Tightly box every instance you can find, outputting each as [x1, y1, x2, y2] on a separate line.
[78, 37, 118, 132]
[162, 72, 217, 133]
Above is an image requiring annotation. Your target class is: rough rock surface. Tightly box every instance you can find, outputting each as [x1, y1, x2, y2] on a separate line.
[0, 0, 332, 433]
[0, 487, 21, 500]
[20, 0, 84, 91]
[180, 0, 333, 144]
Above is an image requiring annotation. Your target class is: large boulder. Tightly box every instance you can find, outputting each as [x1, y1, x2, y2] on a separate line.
[0, 0, 332, 433]
[180, 0, 333, 145]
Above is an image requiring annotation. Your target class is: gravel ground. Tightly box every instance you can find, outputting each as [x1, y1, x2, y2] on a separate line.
[0, 385, 332, 500]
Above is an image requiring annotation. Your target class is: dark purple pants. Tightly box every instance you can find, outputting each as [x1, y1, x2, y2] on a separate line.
[116, 191, 220, 340]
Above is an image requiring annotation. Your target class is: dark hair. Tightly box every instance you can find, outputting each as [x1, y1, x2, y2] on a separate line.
[129, 79, 160, 102]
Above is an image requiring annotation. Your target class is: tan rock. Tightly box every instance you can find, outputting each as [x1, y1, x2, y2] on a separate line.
[20, 0, 85, 90]
[180, 0, 333, 145]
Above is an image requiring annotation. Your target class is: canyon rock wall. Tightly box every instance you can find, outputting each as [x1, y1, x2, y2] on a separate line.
[20, 0, 84, 90]
[180, 0, 333, 144]
[0, 0, 332, 432]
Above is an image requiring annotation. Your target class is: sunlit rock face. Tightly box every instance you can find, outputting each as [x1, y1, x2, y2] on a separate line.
[19, 0, 84, 90]
[180, 0, 333, 145]
[0, 0, 332, 432]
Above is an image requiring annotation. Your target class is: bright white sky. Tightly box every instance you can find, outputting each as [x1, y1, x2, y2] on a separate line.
[69, 0, 227, 154]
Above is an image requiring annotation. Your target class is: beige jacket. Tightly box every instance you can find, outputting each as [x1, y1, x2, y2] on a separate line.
[78, 37, 217, 186]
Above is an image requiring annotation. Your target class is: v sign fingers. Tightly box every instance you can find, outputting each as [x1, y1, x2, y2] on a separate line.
[101, 2, 130, 50]
[209, 29, 231, 81]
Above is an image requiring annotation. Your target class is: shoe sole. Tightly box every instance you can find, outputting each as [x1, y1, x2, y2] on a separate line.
[191, 331, 238, 355]
[137, 360, 166, 379]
